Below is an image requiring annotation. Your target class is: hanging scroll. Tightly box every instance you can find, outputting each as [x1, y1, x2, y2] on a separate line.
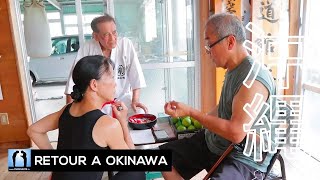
[251, 0, 289, 92]
[213, 0, 242, 104]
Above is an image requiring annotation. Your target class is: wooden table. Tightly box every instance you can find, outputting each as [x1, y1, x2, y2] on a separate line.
[130, 116, 177, 148]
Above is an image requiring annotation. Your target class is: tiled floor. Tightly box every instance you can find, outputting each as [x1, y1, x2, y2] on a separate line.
[282, 148, 320, 180]
[32, 83, 66, 142]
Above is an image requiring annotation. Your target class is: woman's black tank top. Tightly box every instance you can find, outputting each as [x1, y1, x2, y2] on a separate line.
[52, 103, 107, 180]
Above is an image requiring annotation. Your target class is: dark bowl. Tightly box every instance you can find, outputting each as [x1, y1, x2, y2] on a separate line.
[128, 114, 157, 130]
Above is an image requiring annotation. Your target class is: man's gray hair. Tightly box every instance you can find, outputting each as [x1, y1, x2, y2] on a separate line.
[91, 14, 116, 33]
[205, 13, 246, 43]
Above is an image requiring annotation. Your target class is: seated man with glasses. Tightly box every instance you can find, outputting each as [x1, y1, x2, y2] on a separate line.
[65, 14, 148, 117]
[159, 13, 276, 180]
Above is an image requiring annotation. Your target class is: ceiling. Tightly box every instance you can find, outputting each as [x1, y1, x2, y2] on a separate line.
[20, 0, 144, 11]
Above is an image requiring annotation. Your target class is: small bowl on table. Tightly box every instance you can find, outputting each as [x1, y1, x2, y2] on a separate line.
[128, 114, 157, 130]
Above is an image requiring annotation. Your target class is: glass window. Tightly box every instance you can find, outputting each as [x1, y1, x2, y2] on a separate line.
[114, 0, 197, 114]
[84, 26, 93, 35]
[48, 1, 198, 114]
[51, 38, 68, 55]
[64, 14, 101, 35]
[83, 14, 101, 24]
[64, 15, 78, 25]
[114, 0, 194, 64]
[168, 0, 194, 62]
[65, 26, 79, 35]
[300, 90, 320, 160]
[85, 34, 92, 40]
[47, 12, 60, 20]
[141, 68, 195, 115]
[300, 0, 320, 161]
[170, 67, 195, 105]
[302, 0, 320, 85]
[140, 69, 166, 115]
[83, 14, 102, 34]
[70, 37, 79, 52]
[49, 22, 62, 37]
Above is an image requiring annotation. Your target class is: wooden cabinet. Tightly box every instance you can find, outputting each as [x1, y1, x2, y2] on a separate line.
[0, 0, 30, 149]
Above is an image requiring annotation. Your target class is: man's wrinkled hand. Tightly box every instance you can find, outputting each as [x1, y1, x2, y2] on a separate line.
[131, 101, 148, 114]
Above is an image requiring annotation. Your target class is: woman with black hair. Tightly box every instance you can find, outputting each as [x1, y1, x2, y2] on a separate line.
[27, 55, 145, 180]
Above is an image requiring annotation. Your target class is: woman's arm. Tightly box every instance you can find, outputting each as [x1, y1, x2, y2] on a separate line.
[118, 118, 135, 149]
[111, 102, 135, 149]
[27, 105, 67, 149]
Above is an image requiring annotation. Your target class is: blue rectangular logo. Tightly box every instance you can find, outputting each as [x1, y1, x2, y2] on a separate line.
[8, 149, 31, 171]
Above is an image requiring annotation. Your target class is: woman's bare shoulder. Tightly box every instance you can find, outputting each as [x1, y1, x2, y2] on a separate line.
[96, 115, 122, 130]
[93, 115, 126, 148]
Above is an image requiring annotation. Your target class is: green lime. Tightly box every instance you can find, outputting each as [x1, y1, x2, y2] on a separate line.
[177, 125, 187, 131]
[175, 121, 182, 128]
[191, 117, 197, 124]
[193, 120, 203, 129]
[181, 116, 192, 127]
[171, 117, 180, 124]
[187, 125, 195, 131]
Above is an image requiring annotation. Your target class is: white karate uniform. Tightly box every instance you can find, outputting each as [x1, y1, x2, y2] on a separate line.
[65, 37, 146, 116]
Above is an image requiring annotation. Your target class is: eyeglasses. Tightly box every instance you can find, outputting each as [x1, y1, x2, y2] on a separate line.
[204, 35, 231, 53]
